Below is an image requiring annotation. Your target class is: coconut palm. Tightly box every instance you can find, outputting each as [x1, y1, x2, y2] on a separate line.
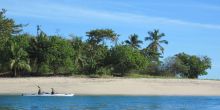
[145, 29, 168, 62]
[125, 34, 143, 48]
[10, 42, 31, 77]
[71, 36, 86, 69]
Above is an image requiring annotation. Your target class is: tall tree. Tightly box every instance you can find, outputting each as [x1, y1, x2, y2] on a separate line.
[28, 31, 50, 74]
[0, 9, 22, 49]
[0, 9, 23, 73]
[70, 36, 86, 71]
[125, 34, 143, 48]
[9, 42, 31, 77]
[85, 29, 119, 74]
[144, 29, 168, 62]
[86, 29, 119, 46]
[48, 36, 75, 75]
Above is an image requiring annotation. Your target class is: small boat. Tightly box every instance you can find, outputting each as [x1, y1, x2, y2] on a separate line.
[22, 93, 74, 97]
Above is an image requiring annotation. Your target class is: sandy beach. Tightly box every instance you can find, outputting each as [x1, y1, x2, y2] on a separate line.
[0, 77, 220, 96]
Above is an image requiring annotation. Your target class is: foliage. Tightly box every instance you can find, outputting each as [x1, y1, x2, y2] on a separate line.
[0, 10, 213, 78]
[83, 29, 119, 74]
[37, 63, 50, 74]
[70, 36, 86, 73]
[9, 41, 31, 76]
[140, 62, 161, 76]
[144, 29, 168, 63]
[161, 57, 189, 77]
[108, 45, 148, 76]
[86, 29, 119, 45]
[95, 67, 112, 76]
[28, 31, 50, 74]
[83, 44, 109, 74]
[48, 36, 75, 74]
[175, 53, 211, 78]
[0, 9, 23, 72]
[125, 34, 143, 48]
[0, 9, 22, 49]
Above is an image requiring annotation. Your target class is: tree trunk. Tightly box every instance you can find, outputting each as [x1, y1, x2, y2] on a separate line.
[14, 69, 17, 77]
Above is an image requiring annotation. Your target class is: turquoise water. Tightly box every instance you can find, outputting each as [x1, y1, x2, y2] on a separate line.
[0, 96, 220, 110]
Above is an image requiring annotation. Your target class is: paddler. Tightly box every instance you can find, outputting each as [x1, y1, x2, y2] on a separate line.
[37, 86, 41, 95]
[51, 88, 55, 94]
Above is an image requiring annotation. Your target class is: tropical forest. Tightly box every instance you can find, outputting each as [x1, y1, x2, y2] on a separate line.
[0, 9, 212, 78]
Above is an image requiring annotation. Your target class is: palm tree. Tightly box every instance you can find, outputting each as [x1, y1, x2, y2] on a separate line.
[125, 34, 143, 48]
[71, 36, 86, 69]
[28, 31, 49, 73]
[145, 29, 168, 62]
[10, 42, 31, 77]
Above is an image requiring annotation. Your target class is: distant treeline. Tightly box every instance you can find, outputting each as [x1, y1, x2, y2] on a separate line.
[0, 9, 211, 78]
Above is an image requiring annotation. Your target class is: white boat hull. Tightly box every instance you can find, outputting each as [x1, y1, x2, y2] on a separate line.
[22, 93, 74, 97]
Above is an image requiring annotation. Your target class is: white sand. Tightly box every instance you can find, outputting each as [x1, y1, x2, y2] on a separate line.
[0, 77, 220, 96]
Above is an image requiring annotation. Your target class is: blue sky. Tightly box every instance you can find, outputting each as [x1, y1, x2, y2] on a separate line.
[1, 0, 220, 79]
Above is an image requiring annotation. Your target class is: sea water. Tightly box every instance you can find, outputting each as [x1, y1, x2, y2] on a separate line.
[0, 96, 220, 110]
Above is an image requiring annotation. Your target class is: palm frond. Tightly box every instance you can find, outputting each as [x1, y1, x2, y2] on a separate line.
[10, 59, 16, 69]
[145, 36, 153, 41]
[159, 40, 168, 44]
[17, 61, 31, 72]
[137, 40, 143, 44]
[125, 40, 131, 45]
[158, 44, 165, 54]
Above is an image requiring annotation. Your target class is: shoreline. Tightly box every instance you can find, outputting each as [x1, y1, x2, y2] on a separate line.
[0, 77, 220, 96]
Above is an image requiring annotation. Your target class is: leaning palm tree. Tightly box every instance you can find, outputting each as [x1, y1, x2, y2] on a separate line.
[10, 42, 31, 77]
[125, 34, 143, 48]
[145, 29, 168, 62]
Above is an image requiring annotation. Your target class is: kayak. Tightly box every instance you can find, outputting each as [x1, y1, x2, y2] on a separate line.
[22, 93, 74, 97]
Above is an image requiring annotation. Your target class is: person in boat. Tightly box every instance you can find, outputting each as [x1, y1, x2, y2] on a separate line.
[51, 88, 55, 94]
[37, 86, 41, 95]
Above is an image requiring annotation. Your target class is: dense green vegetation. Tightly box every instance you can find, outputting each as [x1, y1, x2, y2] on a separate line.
[0, 9, 212, 78]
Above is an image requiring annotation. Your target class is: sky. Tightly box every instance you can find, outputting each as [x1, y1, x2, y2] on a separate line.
[1, 0, 220, 79]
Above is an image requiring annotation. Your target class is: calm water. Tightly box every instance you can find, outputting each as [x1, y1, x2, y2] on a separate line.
[0, 96, 220, 110]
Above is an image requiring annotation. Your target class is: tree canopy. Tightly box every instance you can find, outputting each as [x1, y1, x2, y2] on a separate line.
[108, 45, 148, 76]
[144, 29, 168, 63]
[0, 9, 22, 49]
[175, 53, 211, 78]
[125, 34, 143, 48]
[86, 29, 119, 46]
[0, 9, 212, 78]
